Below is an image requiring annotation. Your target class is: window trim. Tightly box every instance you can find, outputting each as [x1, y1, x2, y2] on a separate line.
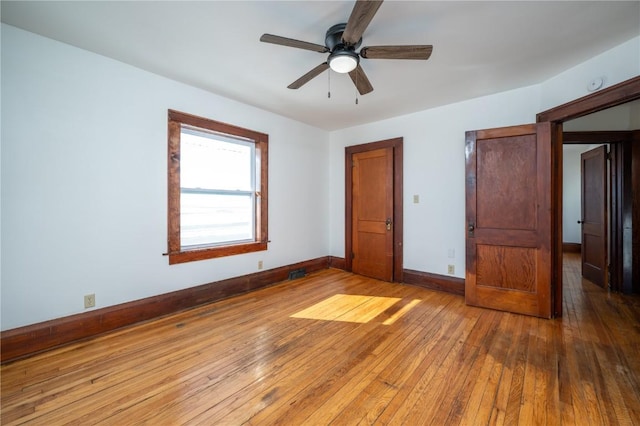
[167, 110, 268, 264]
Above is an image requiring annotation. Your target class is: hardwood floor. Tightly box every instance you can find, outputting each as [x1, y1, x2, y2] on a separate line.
[2, 253, 639, 425]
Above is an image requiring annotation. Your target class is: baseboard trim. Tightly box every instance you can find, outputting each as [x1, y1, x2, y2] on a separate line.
[403, 269, 465, 296]
[329, 256, 347, 270]
[326, 258, 464, 296]
[563, 242, 581, 253]
[1, 257, 329, 364]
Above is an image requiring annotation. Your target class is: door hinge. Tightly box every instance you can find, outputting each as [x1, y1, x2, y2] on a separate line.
[606, 152, 611, 160]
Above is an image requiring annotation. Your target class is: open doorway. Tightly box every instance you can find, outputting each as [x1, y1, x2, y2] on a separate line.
[536, 76, 640, 315]
[561, 106, 639, 293]
[562, 142, 609, 288]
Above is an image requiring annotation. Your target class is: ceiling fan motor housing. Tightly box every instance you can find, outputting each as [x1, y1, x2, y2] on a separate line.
[325, 23, 362, 52]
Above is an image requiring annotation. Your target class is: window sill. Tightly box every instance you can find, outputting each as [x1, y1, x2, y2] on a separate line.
[168, 241, 268, 265]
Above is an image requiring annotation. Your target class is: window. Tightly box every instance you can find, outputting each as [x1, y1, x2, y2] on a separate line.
[167, 110, 268, 264]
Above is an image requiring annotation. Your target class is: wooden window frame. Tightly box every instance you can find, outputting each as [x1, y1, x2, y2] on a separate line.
[167, 110, 268, 264]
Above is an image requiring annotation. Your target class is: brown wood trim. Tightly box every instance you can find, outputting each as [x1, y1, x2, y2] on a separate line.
[328, 256, 347, 270]
[563, 131, 633, 144]
[610, 137, 639, 294]
[168, 109, 268, 143]
[168, 242, 268, 264]
[562, 242, 581, 253]
[167, 109, 269, 265]
[1, 257, 330, 364]
[537, 76, 640, 123]
[611, 142, 621, 290]
[632, 132, 640, 293]
[403, 269, 465, 296]
[610, 142, 625, 291]
[345, 137, 404, 282]
[345, 148, 353, 273]
[539, 122, 555, 318]
[552, 123, 564, 317]
[168, 118, 181, 256]
[475, 124, 539, 139]
[393, 142, 404, 282]
[537, 76, 640, 316]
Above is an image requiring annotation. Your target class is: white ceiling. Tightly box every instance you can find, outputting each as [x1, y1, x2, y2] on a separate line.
[2, 1, 639, 130]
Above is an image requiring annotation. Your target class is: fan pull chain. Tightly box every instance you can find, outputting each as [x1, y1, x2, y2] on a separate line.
[355, 71, 359, 105]
[328, 69, 331, 99]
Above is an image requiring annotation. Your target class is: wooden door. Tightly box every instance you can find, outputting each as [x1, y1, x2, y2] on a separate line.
[580, 145, 608, 288]
[351, 147, 394, 281]
[465, 123, 555, 318]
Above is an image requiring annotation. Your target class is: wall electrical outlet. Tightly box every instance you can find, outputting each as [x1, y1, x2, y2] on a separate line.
[84, 294, 95, 309]
[447, 265, 455, 275]
[258, 260, 263, 270]
[413, 194, 420, 204]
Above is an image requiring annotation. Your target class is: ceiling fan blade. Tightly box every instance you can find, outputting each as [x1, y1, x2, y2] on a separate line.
[348, 64, 374, 95]
[342, 0, 383, 46]
[260, 34, 329, 53]
[360, 45, 433, 60]
[288, 63, 330, 89]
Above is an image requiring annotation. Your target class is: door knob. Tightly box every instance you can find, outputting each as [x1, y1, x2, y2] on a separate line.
[468, 222, 475, 236]
[577, 220, 583, 224]
[386, 218, 392, 231]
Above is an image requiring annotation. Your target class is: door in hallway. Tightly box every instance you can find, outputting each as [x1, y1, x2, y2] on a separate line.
[580, 145, 608, 288]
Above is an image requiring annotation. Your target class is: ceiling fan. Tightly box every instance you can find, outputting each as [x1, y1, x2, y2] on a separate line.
[260, 0, 433, 96]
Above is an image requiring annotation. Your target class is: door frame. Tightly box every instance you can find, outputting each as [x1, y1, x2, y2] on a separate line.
[563, 131, 635, 293]
[345, 137, 403, 282]
[537, 75, 640, 316]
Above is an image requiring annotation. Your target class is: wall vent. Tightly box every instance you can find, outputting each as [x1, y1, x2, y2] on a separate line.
[288, 269, 306, 280]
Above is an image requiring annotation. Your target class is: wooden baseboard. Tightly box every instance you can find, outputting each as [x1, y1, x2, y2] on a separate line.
[329, 256, 346, 270]
[563, 242, 581, 253]
[403, 269, 465, 296]
[1, 257, 329, 364]
[328, 258, 463, 296]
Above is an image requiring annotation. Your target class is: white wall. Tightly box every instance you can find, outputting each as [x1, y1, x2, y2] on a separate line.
[2, 25, 638, 331]
[631, 102, 640, 129]
[329, 85, 541, 278]
[564, 103, 636, 132]
[1, 24, 330, 330]
[328, 35, 639, 279]
[557, 37, 639, 244]
[540, 36, 640, 110]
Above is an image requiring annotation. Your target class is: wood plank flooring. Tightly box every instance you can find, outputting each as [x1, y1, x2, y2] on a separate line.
[2, 253, 640, 425]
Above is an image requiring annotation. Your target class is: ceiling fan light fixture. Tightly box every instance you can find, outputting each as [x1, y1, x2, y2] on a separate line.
[328, 49, 359, 73]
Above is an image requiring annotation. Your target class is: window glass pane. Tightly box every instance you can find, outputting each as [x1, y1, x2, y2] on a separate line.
[180, 129, 254, 191]
[180, 192, 254, 248]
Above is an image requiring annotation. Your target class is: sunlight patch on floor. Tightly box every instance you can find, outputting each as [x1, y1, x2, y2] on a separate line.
[290, 294, 403, 324]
